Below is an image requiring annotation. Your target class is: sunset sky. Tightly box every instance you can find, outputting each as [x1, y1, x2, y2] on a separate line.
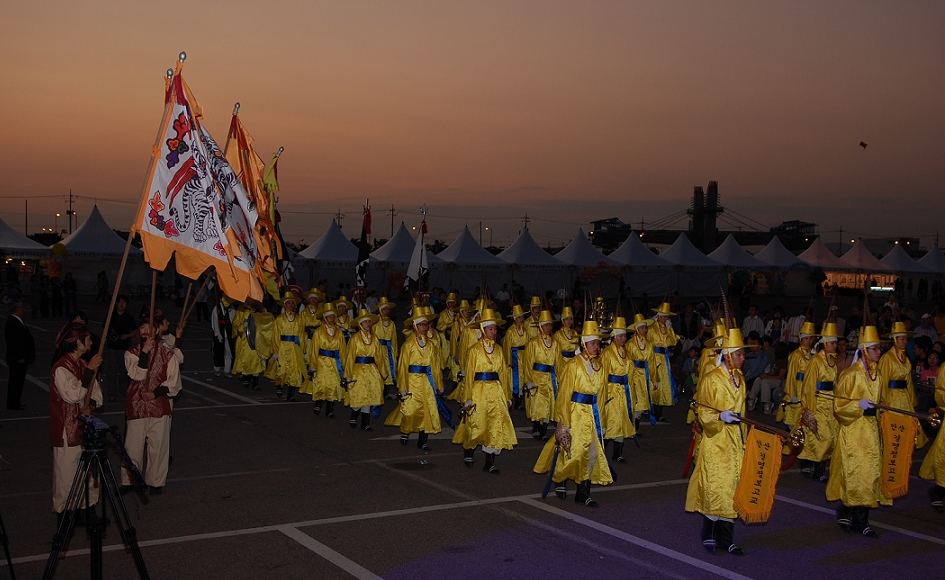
[1, 1, 943, 250]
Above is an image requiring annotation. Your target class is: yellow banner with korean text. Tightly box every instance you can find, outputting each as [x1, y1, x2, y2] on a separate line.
[734, 427, 782, 524]
[880, 410, 918, 499]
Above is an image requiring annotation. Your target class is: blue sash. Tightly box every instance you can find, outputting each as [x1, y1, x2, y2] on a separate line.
[533, 363, 558, 398]
[280, 335, 300, 345]
[355, 356, 375, 364]
[561, 351, 576, 359]
[571, 392, 603, 443]
[888, 380, 908, 389]
[795, 372, 805, 381]
[654, 346, 678, 404]
[474, 372, 500, 381]
[608, 374, 628, 385]
[319, 348, 343, 379]
[633, 360, 646, 369]
[815, 381, 834, 391]
[608, 374, 633, 419]
[510, 346, 522, 395]
[378, 338, 395, 386]
[408, 364, 454, 429]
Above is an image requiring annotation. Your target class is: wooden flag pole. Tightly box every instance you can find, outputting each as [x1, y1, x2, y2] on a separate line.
[179, 282, 193, 327]
[182, 271, 212, 326]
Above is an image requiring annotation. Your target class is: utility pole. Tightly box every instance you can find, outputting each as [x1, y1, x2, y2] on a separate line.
[522, 213, 530, 229]
[335, 208, 345, 229]
[68, 189, 75, 233]
[479, 221, 482, 245]
[838, 225, 843, 257]
[24, 199, 27, 236]
[388, 204, 396, 237]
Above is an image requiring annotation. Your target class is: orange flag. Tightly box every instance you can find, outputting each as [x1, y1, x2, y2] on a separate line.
[880, 410, 918, 499]
[734, 427, 783, 524]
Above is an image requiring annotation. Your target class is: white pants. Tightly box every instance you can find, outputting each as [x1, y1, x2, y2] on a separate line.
[52, 444, 99, 513]
[749, 378, 783, 404]
[122, 415, 171, 487]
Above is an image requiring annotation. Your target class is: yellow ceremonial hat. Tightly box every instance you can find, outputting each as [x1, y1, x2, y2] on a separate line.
[478, 308, 506, 327]
[474, 298, 488, 311]
[279, 291, 301, 306]
[318, 302, 337, 318]
[459, 299, 471, 310]
[530, 295, 542, 307]
[858, 326, 881, 347]
[632, 313, 652, 329]
[561, 306, 574, 319]
[377, 297, 396, 310]
[354, 308, 379, 326]
[538, 310, 555, 325]
[595, 296, 605, 304]
[799, 321, 817, 338]
[652, 302, 676, 316]
[508, 304, 526, 319]
[409, 306, 429, 325]
[580, 320, 602, 342]
[820, 322, 839, 340]
[446, 292, 458, 303]
[610, 316, 629, 334]
[721, 328, 746, 353]
[886, 321, 914, 338]
[303, 288, 324, 303]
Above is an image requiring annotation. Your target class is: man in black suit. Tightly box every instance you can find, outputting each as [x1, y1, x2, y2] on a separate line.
[5, 300, 35, 410]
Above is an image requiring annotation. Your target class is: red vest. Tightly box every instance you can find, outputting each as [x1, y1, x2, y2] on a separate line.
[125, 344, 174, 419]
[49, 355, 88, 447]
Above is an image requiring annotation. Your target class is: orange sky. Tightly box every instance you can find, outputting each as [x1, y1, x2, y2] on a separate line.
[1, 1, 943, 248]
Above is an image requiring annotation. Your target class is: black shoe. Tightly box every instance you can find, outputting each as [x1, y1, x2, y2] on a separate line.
[326, 402, 336, 418]
[532, 421, 541, 439]
[313, 400, 322, 415]
[612, 441, 625, 463]
[861, 526, 878, 538]
[701, 516, 718, 554]
[657, 416, 669, 424]
[349, 409, 359, 429]
[555, 486, 567, 501]
[361, 412, 373, 431]
[717, 520, 744, 555]
[400, 435, 409, 446]
[539, 422, 549, 441]
[149, 486, 163, 496]
[837, 505, 852, 532]
[575, 480, 595, 506]
[417, 432, 430, 451]
[930, 486, 945, 513]
[285, 387, 297, 402]
[276, 388, 283, 398]
[483, 453, 499, 474]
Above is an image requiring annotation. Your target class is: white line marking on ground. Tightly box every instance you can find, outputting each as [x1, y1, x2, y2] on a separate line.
[523, 499, 756, 580]
[181, 375, 261, 404]
[0, 359, 49, 391]
[277, 525, 384, 580]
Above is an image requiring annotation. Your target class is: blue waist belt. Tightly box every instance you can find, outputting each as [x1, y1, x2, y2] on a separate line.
[510, 347, 522, 395]
[355, 356, 375, 364]
[571, 392, 603, 442]
[608, 374, 629, 385]
[474, 372, 500, 381]
[319, 348, 343, 379]
[378, 339, 395, 385]
[888, 380, 908, 389]
[815, 381, 834, 391]
[532, 363, 558, 397]
[654, 346, 669, 354]
[796, 372, 805, 381]
[653, 346, 678, 404]
[561, 351, 575, 359]
[633, 360, 646, 369]
[408, 365, 431, 374]
[406, 365, 454, 429]
[280, 335, 300, 345]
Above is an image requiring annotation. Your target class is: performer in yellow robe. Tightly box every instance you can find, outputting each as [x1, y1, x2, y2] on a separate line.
[685, 328, 748, 555]
[798, 323, 841, 481]
[522, 310, 560, 439]
[879, 321, 927, 448]
[919, 364, 945, 512]
[453, 309, 517, 473]
[270, 293, 306, 400]
[343, 309, 388, 431]
[554, 307, 580, 361]
[309, 303, 348, 418]
[534, 320, 613, 507]
[628, 314, 657, 427]
[647, 302, 679, 421]
[232, 299, 267, 390]
[448, 308, 484, 403]
[600, 317, 636, 463]
[374, 297, 399, 399]
[299, 289, 323, 397]
[826, 326, 889, 537]
[448, 300, 474, 377]
[437, 293, 460, 380]
[504, 304, 530, 410]
[334, 297, 355, 341]
[525, 295, 543, 341]
[780, 321, 815, 430]
[384, 307, 444, 450]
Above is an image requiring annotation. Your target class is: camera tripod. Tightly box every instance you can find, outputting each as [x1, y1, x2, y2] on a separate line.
[42, 416, 150, 580]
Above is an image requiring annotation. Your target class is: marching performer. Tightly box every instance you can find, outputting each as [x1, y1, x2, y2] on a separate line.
[601, 317, 636, 463]
[343, 309, 388, 431]
[453, 309, 517, 473]
[232, 298, 270, 391]
[449, 299, 474, 377]
[879, 321, 927, 448]
[685, 328, 748, 555]
[648, 302, 679, 423]
[554, 307, 580, 361]
[779, 321, 816, 431]
[919, 364, 945, 512]
[334, 297, 355, 341]
[797, 323, 841, 482]
[374, 297, 399, 399]
[384, 306, 445, 451]
[268, 293, 306, 401]
[525, 295, 543, 340]
[437, 292, 460, 381]
[310, 302, 348, 418]
[503, 304, 530, 409]
[534, 320, 613, 507]
[826, 325, 889, 537]
[522, 310, 560, 439]
[628, 313, 657, 430]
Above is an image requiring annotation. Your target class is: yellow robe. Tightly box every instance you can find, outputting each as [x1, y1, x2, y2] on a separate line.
[448, 325, 482, 402]
[628, 333, 657, 414]
[374, 317, 399, 388]
[534, 354, 614, 486]
[826, 361, 891, 508]
[384, 334, 443, 434]
[797, 350, 840, 462]
[554, 327, 580, 363]
[232, 307, 266, 376]
[503, 323, 530, 397]
[437, 309, 460, 380]
[309, 324, 347, 401]
[879, 347, 927, 448]
[522, 334, 560, 422]
[647, 320, 678, 406]
[919, 365, 945, 486]
[780, 347, 811, 428]
[685, 364, 747, 519]
[525, 314, 542, 341]
[600, 343, 637, 439]
[298, 306, 321, 394]
[271, 312, 306, 389]
[452, 340, 517, 450]
[343, 329, 387, 408]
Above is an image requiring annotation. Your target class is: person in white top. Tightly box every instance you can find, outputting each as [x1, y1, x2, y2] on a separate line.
[740, 304, 765, 338]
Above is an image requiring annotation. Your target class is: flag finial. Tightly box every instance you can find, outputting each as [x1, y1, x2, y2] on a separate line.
[277, 146, 284, 155]
[179, 51, 187, 62]
[166, 68, 174, 79]
[233, 102, 240, 115]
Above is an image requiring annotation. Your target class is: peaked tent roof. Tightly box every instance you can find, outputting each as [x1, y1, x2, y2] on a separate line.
[554, 228, 619, 266]
[298, 220, 358, 261]
[369, 222, 441, 264]
[707, 234, 769, 269]
[608, 231, 672, 268]
[918, 245, 945, 275]
[60, 205, 141, 257]
[881, 244, 931, 274]
[497, 227, 565, 267]
[797, 237, 849, 270]
[659, 233, 721, 268]
[839, 240, 892, 272]
[436, 226, 505, 265]
[0, 214, 48, 255]
[755, 236, 809, 268]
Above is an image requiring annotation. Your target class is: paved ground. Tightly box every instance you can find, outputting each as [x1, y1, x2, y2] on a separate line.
[1, 296, 944, 579]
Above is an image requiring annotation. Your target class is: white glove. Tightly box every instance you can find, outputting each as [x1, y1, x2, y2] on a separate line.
[859, 399, 875, 410]
[719, 410, 740, 424]
[525, 381, 535, 390]
[272, 354, 279, 362]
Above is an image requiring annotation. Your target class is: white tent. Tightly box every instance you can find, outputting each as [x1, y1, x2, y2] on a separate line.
[554, 228, 619, 267]
[657, 233, 726, 296]
[432, 226, 507, 292]
[881, 244, 931, 275]
[60, 206, 141, 257]
[707, 234, 768, 270]
[755, 236, 809, 269]
[298, 220, 358, 263]
[797, 237, 850, 271]
[497, 227, 565, 267]
[918, 245, 945, 275]
[55, 206, 150, 292]
[370, 222, 441, 265]
[605, 232, 673, 295]
[660, 233, 721, 268]
[0, 214, 48, 256]
[753, 236, 814, 296]
[437, 226, 506, 266]
[839, 241, 892, 273]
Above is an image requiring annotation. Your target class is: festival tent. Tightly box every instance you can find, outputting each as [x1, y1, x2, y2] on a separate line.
[755, 236, 810, 269]
[292, 219, 362, 290]
[607, 231, 674, 294]
[554, 228, 620, 267]
[797, 237, 850, 271]
[368, 222, 441, 297]
[551, 228, 622, 297]
[657, 233, 726, 296]
[56, 206, 149, 291]
[496, 227, 565, 293]
[431, 226, 506, 293]
[881, 244, 932, 275]
[436, 226, 506, 266]
[0, 214, 48, 257]
[840, 241, 892, 273]
[753, 236, 814, 296]
[918, 245, 945, 275]
[707, 234, 768, 270]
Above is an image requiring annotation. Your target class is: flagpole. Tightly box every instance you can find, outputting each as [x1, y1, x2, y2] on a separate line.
[222, 102, 240, 156]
